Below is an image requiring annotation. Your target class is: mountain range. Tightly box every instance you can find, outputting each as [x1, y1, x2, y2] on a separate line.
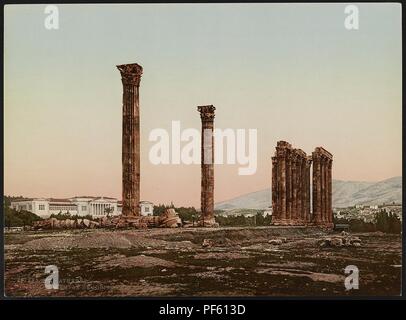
[214, 176, 402, 210]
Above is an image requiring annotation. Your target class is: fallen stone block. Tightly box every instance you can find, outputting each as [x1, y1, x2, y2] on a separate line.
[89, 221, 99, 229]
[269, 239, 283, 245]
[202, 239, 214, 248]
[349, 236, 361, 245]
[330, 237, 343, 247]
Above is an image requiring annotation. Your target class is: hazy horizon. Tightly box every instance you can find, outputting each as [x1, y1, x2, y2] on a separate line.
[4, 4, 402, 207]
[4, 175, 402, 203]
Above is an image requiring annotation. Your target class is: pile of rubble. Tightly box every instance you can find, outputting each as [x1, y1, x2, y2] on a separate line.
[318, 232, 362, 248]
[115, 209, 182, 228]
[32, 208, 183, 230]
[268, 237, 288, 245]
[33, 218, 99, 230]
[202, 238, 214, 247]
[158, 208, 182, 228]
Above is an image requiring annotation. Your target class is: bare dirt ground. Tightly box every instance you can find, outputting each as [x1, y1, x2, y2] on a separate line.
[4, 226, 402, 297]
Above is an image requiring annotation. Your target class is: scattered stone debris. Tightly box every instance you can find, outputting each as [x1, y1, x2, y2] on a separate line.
[202, 239, 214, 248]
[32, 208, 183, 230]
[94, 255, 178, 270]
[268, 237, 287, 245]
[194, 252, 250, 260]
[5, 227, 401, 296]
[269, 239, 283, 245]
[318, 234, 362, 248]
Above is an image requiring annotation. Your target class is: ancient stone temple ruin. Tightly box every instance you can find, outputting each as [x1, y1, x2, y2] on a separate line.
[117, 63, 143, 216]
[113, 62, 333, 230]
[272, 141, 333, 227]
[197, 105, 217, 227]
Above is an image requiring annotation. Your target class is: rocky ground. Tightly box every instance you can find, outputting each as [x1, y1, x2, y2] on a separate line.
[4, 226, 402, 297]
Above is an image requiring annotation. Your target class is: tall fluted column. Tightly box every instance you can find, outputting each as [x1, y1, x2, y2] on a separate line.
[317, 156, 323, 224]
[291, 154, 297, 224]
[312, 147, 333, 227]
[271, 156, 278, 221]
[297, 155, 302, 224]
[321, 158, 325, 222]
[328, 159, 333, 224]
[198, 105, 216, 226]
[325, 158, 329, 222]
[286, 151, 292, 222]
[276, 154, 283, 223]
[300, 157, 306, 222]
[277, 147, 287, 222]
[324, 157, 330, 223]
[272, 141, 292, 225]
[117, 63, 143, 217]
[312, 152, 322, 224]
[306, 156, 312, 223]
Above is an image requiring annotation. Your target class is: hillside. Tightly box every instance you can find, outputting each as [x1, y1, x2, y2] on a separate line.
[215, 177, 402, 210]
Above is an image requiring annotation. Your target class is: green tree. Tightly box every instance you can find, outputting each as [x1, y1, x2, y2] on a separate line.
[4, 206, 42, 227]
[376, 210, 390, 232]
[104, 206, 114, 217]
[153, 204, 167, 216]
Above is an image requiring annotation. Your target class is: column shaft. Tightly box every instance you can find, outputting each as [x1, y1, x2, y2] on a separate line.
[312, 148, 333, 227]
[328, 160, 333, 224]
[271, 157, 278, 221]
[297, 158, 302, 223]
[291, 157, 297, 223]
[320, 159, 326, 222]
[312, 155, 321, 224]
[280, 156, 287, 220]
[300, 158, 306, 223]
[325, 159, 328, 222]
[306, 158, 312, 223]
[286, 153, 292, 222]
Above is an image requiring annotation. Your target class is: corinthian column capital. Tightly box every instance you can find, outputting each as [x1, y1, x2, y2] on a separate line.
[197, 105, 216, 122]
[117, 63, 143, 86]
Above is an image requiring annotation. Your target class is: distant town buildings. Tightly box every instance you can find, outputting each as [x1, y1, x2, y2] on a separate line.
[334, 203, 402, 223]
[10, 197, 154, 219]
[263, 207, 272, 217]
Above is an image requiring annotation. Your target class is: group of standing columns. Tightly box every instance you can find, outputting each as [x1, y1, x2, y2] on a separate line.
[272, 141, 333, 227]
[271, 141, 312, 225]
[312, 147, 333, 227]
[117, 63, 334, 229]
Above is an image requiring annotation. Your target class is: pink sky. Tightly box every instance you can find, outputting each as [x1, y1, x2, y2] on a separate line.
[4, 4, 402, 207]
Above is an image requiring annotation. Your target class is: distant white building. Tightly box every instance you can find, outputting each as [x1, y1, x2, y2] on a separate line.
[139, 201, 154, 216]
[11, 197, 154, 219]
[335, 211, 346, 219]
